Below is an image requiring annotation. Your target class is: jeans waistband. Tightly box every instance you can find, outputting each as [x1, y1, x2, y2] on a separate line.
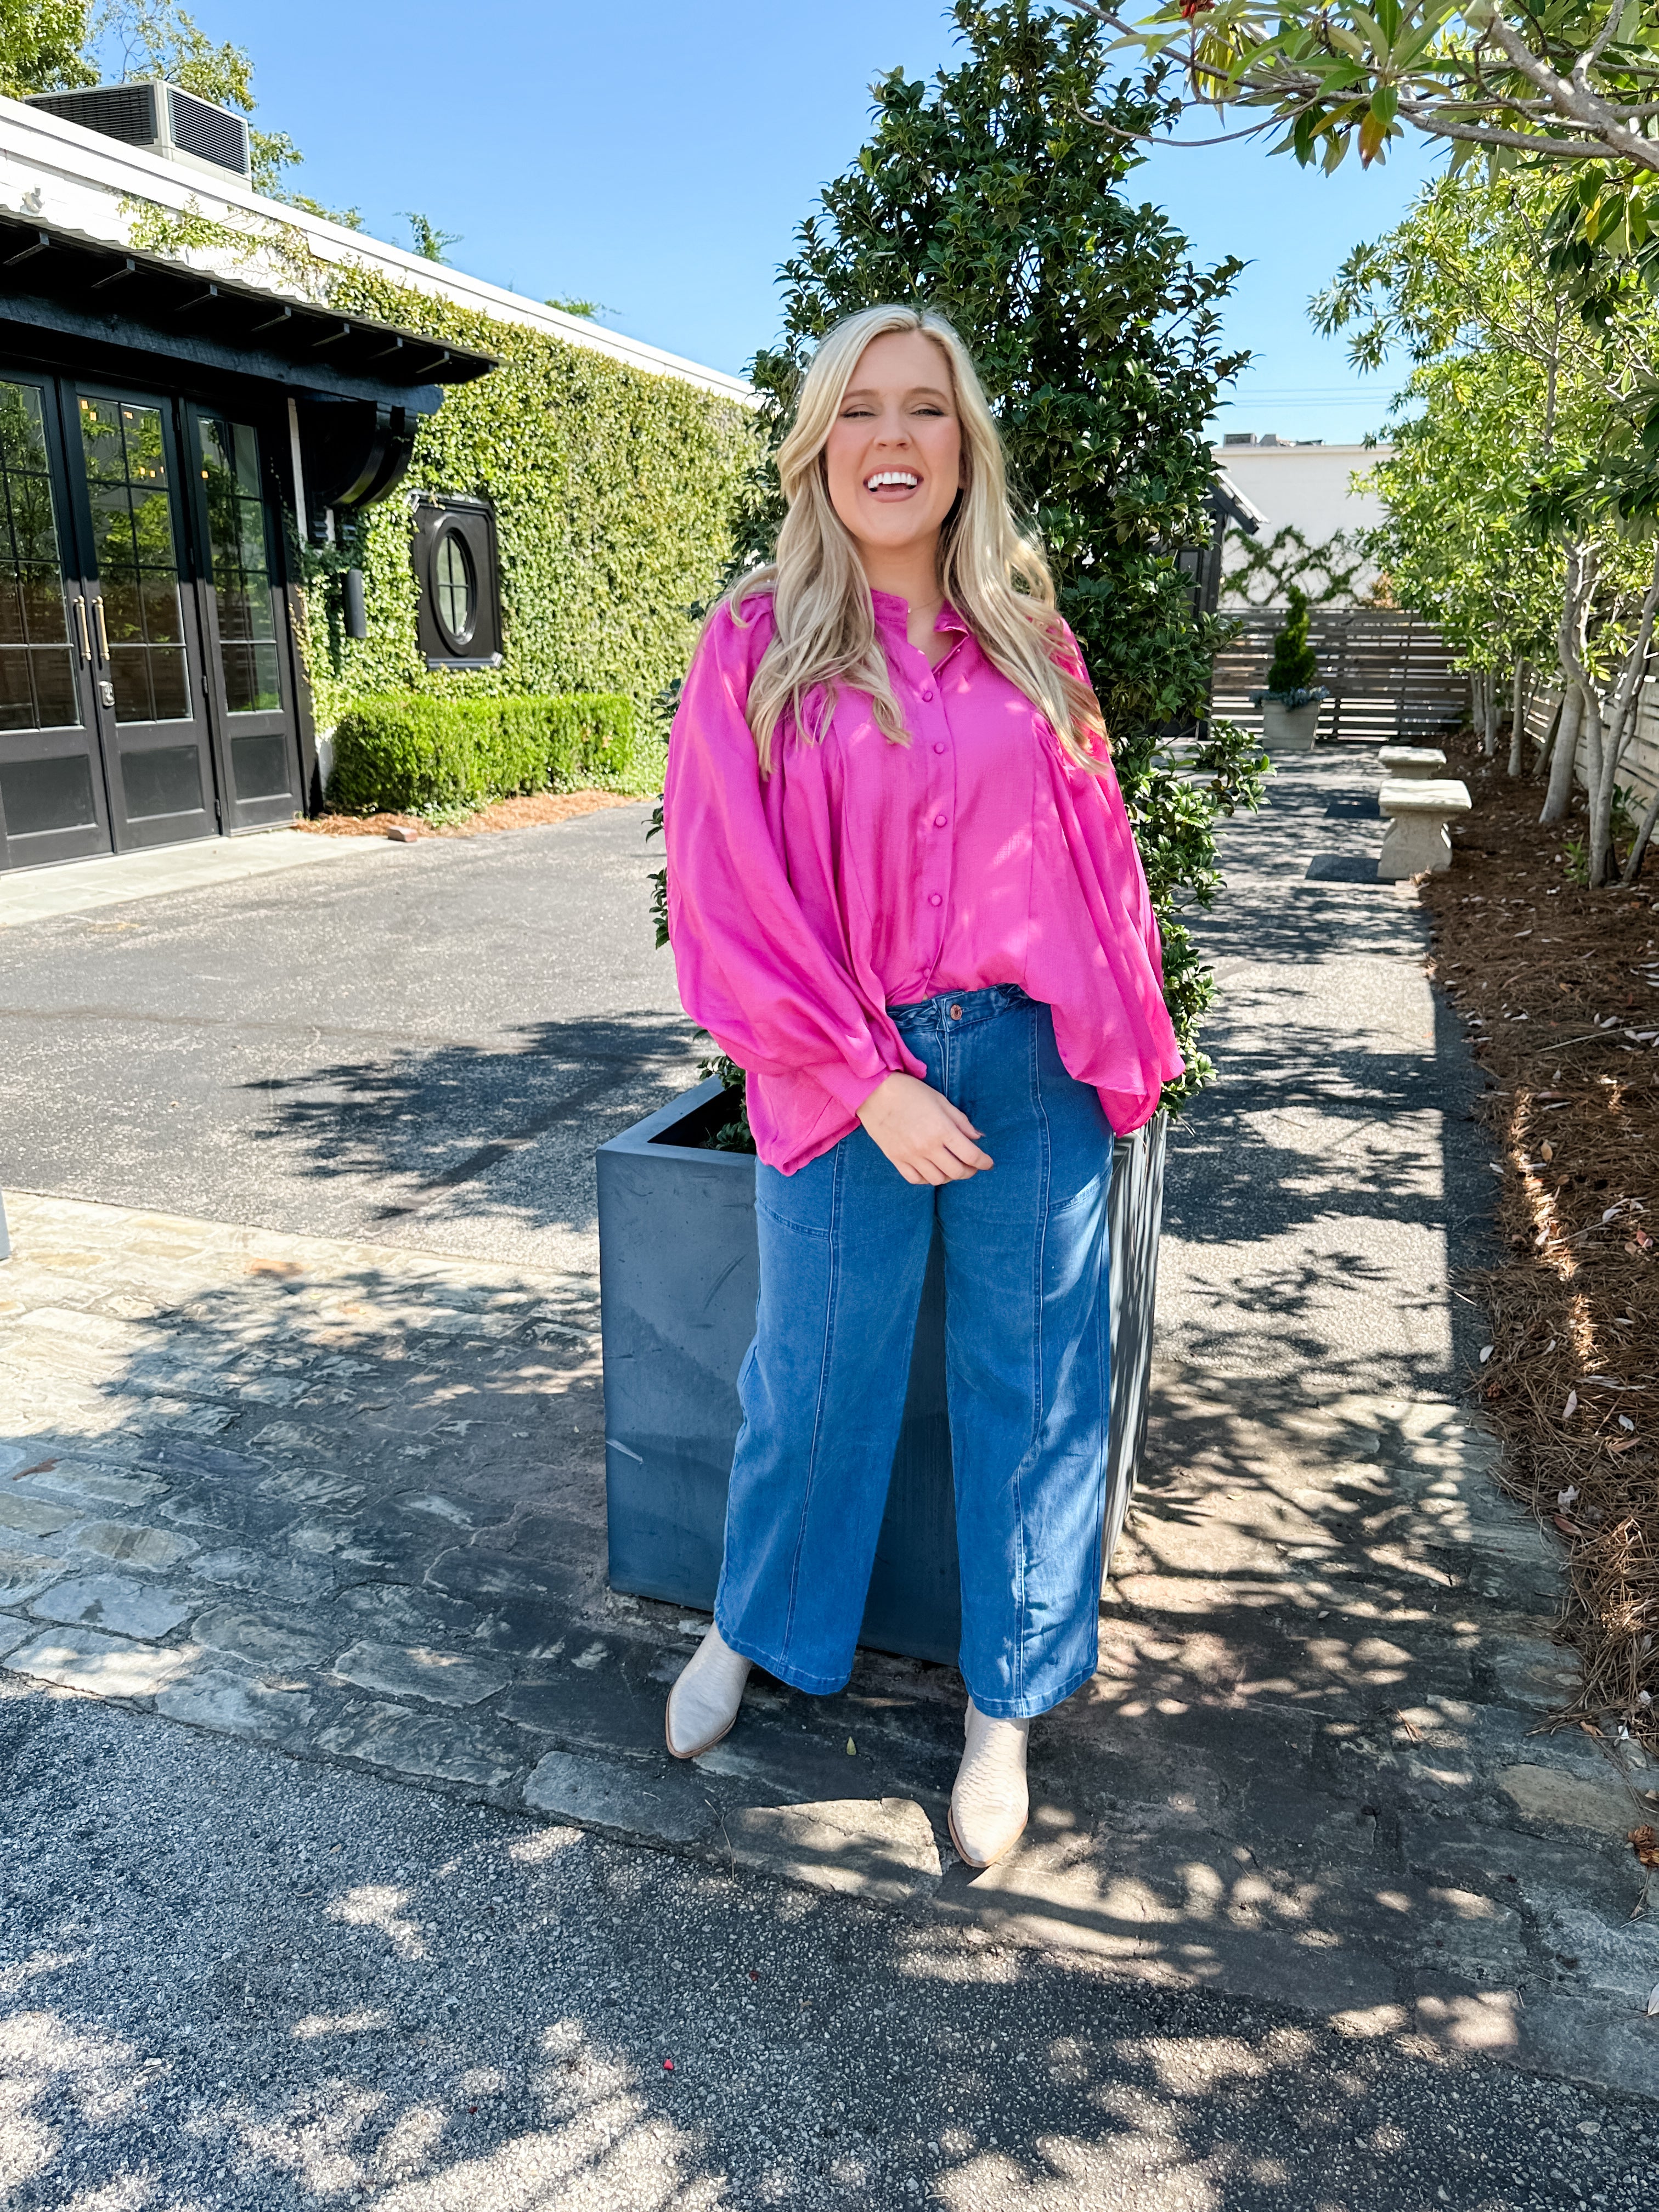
[887, 982, 1030, 1035]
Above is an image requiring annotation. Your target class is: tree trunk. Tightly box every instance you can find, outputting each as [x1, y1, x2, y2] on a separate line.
[1584, 693, 1611, 883]
[1542, 540, 1599, 826]
[1506, 661, 1527, 777]
[1479, 670, 1500, 757]
[1541, 682, 1582, 823]
[1531, 690, 1564, 781]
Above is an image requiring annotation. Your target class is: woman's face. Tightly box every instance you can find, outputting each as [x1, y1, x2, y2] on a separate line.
[822, 330, 964, 576]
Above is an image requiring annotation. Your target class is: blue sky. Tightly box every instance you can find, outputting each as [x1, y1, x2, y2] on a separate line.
[207, 0, 1437, 444]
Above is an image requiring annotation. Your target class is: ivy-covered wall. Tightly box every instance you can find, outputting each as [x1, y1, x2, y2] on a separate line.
[304, 272, 756, 741]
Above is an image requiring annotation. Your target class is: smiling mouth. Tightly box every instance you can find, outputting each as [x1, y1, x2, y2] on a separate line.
[865, 470, 920, 493]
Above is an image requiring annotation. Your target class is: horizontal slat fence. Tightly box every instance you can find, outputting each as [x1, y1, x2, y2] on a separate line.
[1212, 609, 1469, 745]
[1523, 686, 1659, 811]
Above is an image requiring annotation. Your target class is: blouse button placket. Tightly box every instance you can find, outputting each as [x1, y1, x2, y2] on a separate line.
[918, 651, 953, 960]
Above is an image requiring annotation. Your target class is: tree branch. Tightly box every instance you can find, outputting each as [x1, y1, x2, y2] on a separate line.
[1396, 100, 1659, 166]
[1480, 14, 1659, 170]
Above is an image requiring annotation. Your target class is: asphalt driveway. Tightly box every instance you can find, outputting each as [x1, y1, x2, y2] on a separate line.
[0, 806, 699, 1279]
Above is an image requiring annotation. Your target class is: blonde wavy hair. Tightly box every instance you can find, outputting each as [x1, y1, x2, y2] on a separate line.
[729, 304, 1107, 777]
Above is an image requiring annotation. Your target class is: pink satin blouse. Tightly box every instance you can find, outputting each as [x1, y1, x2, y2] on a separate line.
[663, 588, 1183, 1175]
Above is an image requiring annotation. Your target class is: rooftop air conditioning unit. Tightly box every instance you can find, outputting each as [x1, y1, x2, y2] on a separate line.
[23, 81, 252, 185]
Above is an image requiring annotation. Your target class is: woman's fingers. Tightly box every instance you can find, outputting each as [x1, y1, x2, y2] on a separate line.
[945, 1133, 995, 1171]
[856, 1071, 994, 1183]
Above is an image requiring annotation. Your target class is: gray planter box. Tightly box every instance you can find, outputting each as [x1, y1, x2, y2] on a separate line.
[597, 1081, 1166, 1667]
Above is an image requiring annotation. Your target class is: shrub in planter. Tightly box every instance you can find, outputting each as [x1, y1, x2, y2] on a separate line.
[1250, 587, 1327, 749]
[328, 692, 636, 814]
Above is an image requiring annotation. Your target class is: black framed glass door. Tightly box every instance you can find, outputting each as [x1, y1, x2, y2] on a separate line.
[67, 385, 219, 853]
[186, 407, 302, 830]
[0, 374, 109, 870]
[0, 369, 304, 873]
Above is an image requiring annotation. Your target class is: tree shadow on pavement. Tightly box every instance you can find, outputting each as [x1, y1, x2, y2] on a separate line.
[240, 1011, 701, 1237]
[1, 1682, 1643, 2212]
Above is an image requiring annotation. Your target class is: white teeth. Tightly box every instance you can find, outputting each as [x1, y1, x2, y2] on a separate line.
[865, 471, 919, 490]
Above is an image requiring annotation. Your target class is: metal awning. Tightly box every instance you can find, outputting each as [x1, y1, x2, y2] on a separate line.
[0, 209, 496, 407]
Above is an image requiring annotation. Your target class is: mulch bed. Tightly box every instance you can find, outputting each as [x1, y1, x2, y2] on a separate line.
[296, 789, 640, 840]
[1422, 734, 1658, 1753]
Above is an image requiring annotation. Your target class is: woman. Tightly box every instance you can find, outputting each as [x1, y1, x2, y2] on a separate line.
[661, 304, 1181, 1869]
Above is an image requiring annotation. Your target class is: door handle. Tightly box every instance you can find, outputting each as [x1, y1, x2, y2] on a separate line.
[74, 597, 91, 663]
[92, 598, 109, 663]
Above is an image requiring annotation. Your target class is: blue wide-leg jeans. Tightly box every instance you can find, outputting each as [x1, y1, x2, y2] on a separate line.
[713, 984, 1114, 1721]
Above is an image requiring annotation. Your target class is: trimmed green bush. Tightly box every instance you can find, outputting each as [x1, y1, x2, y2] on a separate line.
[1266, 587, 1321, 697]
[328, 692, 636, 815]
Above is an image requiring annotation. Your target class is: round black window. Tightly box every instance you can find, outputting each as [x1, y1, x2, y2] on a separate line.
[432, 525, 476, 650]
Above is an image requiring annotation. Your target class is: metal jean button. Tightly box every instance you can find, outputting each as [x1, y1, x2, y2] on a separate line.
[949, 1003, 962, 1020]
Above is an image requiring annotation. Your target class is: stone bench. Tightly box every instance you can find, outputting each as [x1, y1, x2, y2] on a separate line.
[1376, 778, 1471, 878]
[1378, 745, 1447, 780]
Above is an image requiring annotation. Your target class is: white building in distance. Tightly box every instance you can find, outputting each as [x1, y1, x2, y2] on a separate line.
[1212, 436, 1395, 610]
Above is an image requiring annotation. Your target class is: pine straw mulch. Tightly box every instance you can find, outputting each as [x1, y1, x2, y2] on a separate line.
[1421, 733, 1659, 1755]
[296, 789, 640, 840]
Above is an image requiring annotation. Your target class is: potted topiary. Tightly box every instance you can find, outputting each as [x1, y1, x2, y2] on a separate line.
[1251, 586, 1327, 751]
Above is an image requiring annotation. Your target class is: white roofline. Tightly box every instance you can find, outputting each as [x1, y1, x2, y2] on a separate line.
[0, 93, 753, 403]
[1210, 442, 1393, 456]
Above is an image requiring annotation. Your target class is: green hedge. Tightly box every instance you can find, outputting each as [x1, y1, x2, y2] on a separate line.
[328, 693, 636, 814]
[309, 274, 755, 737]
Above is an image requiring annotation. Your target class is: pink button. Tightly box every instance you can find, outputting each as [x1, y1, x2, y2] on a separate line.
[921, 686, 934, 702]
[929, 892, 942, 907]
[933, 814, 946, 828]
[933, 742, 946, 754]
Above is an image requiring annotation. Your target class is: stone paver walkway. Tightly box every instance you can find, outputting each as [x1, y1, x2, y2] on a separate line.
[1, 755, 1655, 2106]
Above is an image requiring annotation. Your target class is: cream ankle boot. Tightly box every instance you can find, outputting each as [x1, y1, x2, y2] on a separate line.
[947, 1697, 1030, 1869]
[665, 1624, 752, 1760]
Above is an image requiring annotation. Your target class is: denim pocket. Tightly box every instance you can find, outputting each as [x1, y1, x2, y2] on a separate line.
[755, 1200, 832, 1242]
[755, 1154, 836, 1242]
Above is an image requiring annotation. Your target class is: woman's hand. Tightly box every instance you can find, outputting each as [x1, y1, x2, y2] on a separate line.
[856, 1072, 993, 1186]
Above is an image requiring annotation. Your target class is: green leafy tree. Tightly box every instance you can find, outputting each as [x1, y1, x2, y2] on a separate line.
[1356, 352, 1560, 761]
[0, 0, 95, 95]
[1061, 1, 1659, 177]
[402, 211, 461, 264]
[1265, 584, 1319, 691]
[1316, 167, 1659, 879]
[732, 1, 1267, 1104]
